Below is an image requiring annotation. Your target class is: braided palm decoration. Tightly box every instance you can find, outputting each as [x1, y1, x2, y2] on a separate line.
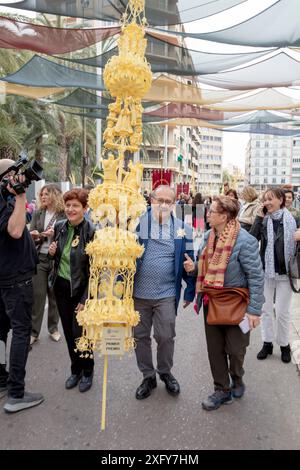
[76, 0, 152, 360]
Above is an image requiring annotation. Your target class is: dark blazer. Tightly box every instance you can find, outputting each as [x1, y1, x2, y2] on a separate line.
[136, 208, 195, 313]
[250, 215, 300, 274]
[30, 208, 66, 235]
[49, 219, 95, 303]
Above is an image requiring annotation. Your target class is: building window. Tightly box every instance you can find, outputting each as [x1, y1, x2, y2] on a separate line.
[273, 159, 277, 165]
[256, 141, 260, 147]
[264, 168, 268, 175]
[281, 178, 286, 184]
[273, 168, 277, 175]
[272, 177, 276, 184]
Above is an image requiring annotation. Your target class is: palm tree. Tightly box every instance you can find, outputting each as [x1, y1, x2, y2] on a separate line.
[2, 96, 60, 163]
[0, 109, 24, 159]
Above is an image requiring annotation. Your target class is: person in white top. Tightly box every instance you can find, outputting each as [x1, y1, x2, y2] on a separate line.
[30, 185, 65, 344]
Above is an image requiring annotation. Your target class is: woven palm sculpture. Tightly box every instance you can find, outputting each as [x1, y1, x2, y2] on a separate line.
[76, 0, 152, 362]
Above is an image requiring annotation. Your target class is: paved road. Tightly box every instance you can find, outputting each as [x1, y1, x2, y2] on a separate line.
[1, 296, 300, 450]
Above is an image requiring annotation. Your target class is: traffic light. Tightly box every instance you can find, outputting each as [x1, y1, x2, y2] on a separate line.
[177, 154, 183, 162]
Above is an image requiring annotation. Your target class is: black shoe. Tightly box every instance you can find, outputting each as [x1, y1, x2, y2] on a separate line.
[159, 373, 180, 396]
[65, 373, 81, 390]
[281, 345, 291, 363]
[202, 390, 233, 411]
[135, 376, 157, 400]
[232, 381, 245, 399]
[79, 374, 93, 393]
[257, 342, 273, 360]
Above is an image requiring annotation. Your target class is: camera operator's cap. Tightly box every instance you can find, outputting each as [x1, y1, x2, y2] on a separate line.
[0, 159, 15, 178]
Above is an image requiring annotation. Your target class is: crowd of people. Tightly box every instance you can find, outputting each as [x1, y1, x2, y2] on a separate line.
[1, 156, 300, 415]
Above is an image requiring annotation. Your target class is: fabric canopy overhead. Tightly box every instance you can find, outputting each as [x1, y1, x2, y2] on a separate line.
[0, 59, 243, 103]
[143, 107, 300, 127]
[208, 110, 300, 126]
[155, 118, 226, 128]
[144, 103, 224, 121]
[163, 0, 300, 47]
[63, 33, 273, 76]
[0, 55, 105, 90]
[144, 75, 243, 104]
[0, 15, 119, 54]
[50, 88, 111, 110]
[0, 0, 247, 26]
[64, 110, 169, 124]
[208, 88, 300, 111]
[222, 123, 300, 136]
[49, 88, 158, 111]
[198, 52, 300, 90]
[0, 82, 65, 99]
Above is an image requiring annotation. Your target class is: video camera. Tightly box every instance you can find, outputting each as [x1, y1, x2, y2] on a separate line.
[0, 152, 43, 200]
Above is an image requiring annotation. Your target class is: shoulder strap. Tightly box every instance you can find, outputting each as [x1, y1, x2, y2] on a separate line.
[45, 213, 57, 231]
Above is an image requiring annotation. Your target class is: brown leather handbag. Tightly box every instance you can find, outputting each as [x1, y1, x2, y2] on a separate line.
[203, 287, 249, 325]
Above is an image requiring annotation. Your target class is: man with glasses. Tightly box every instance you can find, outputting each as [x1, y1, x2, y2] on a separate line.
[133, 185, 195, 400]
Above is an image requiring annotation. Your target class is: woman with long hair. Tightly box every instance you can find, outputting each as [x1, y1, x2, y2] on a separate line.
[184, 196, 264, 410]
[250, 188, 299, 363]
[239, 185, 261, 232]
[30, 184, 65, 344]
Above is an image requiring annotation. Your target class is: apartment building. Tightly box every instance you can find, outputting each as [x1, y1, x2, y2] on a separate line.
[245, 133, 293, 190]
[197, 128, 223, 196]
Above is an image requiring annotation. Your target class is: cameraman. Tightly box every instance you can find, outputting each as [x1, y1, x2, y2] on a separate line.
[0, 159, 44, 413]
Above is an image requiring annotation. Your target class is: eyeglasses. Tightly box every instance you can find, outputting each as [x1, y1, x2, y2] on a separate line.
[152, 196, 174, 206]
[208, 209, 222, 214]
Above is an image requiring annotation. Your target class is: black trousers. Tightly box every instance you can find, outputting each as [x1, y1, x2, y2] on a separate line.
[54, 277, 94, 377]
[203, 305, 250, 391]
[0, 279, 33, 398]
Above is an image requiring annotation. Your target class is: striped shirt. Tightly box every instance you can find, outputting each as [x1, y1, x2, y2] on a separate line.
[134, 216, 176, 299]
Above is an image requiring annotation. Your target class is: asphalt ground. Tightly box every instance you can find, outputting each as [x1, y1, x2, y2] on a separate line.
[1, 295, 300, 451]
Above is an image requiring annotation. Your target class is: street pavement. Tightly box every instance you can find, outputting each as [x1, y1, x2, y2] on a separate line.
[1, 294, 300, 451]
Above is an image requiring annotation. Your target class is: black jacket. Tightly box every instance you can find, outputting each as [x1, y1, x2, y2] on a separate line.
[0, 198, 38, 286]
[50, 218, 95, 303]
[250, 215, 300, 274]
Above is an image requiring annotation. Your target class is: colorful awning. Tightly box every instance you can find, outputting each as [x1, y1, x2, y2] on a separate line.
[0, 15, 119, 54]
[0, 0, 247, 26]
[155, 0, 300, 47]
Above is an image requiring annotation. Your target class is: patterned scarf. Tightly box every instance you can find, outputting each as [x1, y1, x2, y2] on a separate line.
[196, 218, 241, 292]
[265, 208, 296, 279]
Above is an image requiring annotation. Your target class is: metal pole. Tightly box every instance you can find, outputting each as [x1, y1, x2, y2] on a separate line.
[101, 355, 108, 431]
